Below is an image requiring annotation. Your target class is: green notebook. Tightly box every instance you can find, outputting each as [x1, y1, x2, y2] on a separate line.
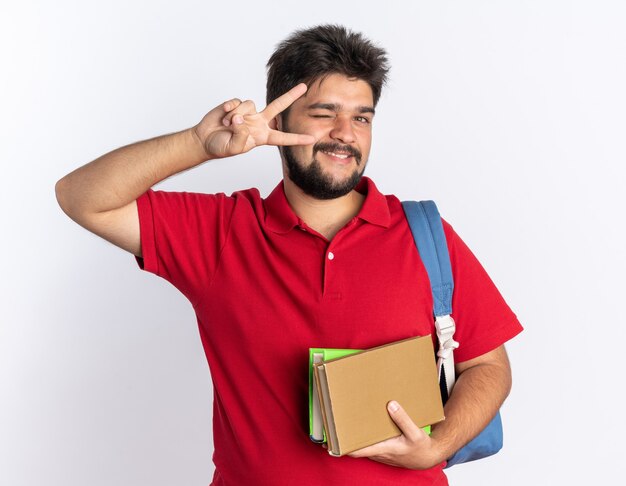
[308, 347, 432, 443]
[309, 348, 362, 442]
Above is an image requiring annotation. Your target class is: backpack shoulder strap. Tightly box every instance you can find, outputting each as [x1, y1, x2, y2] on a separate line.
[403, 202, 505, 468]
[401, 200, 459, 396]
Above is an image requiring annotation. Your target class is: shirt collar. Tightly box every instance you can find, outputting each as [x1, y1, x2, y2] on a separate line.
[264, 176, 391, 234]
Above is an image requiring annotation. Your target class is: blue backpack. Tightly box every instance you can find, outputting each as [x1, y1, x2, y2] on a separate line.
[402, 200, 503, 468]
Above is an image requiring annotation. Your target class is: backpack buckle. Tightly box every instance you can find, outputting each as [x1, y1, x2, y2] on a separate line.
[435, 315, 459, 358]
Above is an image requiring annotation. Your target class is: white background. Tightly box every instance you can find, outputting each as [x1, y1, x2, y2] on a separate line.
[2, 1, 625, 484]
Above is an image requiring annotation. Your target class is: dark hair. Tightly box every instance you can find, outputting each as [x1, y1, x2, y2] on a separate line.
[266, 24, 390, 109]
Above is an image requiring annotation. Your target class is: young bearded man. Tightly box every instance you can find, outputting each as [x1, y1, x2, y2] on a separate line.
[56, 24, 522, 486]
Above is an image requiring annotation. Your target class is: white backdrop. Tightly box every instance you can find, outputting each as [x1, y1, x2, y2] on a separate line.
[2, 1, 625, 484]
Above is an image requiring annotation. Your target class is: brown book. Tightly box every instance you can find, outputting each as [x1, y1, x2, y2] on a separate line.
[313, 335, 445, 456]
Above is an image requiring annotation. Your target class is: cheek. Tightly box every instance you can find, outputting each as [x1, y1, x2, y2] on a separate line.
[301, 145, 316, 160]
[363, 131, 373, 147]
[357, 133, 372, 154]
[298, 119, 328, 137]
[285, 144, 313, 162]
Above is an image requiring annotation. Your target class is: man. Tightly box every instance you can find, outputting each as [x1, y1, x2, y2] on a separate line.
[56, 24, 522, 485]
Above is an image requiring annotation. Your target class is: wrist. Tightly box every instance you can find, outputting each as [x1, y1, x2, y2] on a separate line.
[425, 437, 449, 468]
[427, 424, 459, 466]
[187, 126, 214, 162]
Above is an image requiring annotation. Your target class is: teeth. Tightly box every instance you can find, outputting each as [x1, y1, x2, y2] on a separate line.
[324, 151, 350, 159]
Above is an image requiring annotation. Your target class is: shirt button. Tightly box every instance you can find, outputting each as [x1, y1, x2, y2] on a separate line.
[328, 252, 335, 260]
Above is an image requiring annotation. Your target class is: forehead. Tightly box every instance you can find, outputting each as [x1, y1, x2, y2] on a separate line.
[294, 73, 374, 111]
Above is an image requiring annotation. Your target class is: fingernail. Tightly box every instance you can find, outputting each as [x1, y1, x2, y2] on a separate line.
[233, 115, 243, 125]
[388, 401, 400, 413]
[223, 118, 230, 127]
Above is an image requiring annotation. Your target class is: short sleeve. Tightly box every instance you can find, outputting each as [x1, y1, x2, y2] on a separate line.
[443, 220, 523, 362]
[135, 189, 236, 305]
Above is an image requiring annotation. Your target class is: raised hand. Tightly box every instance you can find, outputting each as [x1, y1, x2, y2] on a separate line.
[193, 83, 315, 160]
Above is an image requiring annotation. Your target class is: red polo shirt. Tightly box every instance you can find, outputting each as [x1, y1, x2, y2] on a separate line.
[135, 177, 522, 485]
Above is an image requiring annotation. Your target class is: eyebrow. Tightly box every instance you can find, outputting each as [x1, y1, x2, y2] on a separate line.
[307, 102, 376, 115]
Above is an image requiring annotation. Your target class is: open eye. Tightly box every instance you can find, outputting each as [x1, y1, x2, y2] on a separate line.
[355, 116, 371, 124]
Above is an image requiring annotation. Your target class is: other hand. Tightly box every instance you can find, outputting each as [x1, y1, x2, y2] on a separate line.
[347, 401, 444, 470]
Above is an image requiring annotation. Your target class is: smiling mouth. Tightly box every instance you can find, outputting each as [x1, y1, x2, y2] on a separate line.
[314, 142, 362, 165]
[321, 150, 352, 159]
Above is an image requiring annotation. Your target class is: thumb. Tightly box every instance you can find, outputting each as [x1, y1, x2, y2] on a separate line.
[387, 401, 424, 442]
[227, 115, 251, 154]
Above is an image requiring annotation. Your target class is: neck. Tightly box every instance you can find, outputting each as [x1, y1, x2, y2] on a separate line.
[283, 178, 366, 240]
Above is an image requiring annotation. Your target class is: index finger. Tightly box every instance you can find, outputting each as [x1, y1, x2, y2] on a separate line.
[266, 128, 315, 147]
[261, 83, 308, 120]
[348, 436, 398, 458]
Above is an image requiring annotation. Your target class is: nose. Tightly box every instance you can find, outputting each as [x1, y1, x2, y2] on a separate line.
[329, 116, 356, 144]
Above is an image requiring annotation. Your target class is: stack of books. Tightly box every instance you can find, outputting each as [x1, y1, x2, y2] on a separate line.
[309, 335, 445, 456]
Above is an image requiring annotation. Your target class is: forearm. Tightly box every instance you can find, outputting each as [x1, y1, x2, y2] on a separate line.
[56, 127, 208, 217]
[430, 349, 512, 460]
[55, 86, 312, 256]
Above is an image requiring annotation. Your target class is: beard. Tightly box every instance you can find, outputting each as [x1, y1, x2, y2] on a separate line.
[281, 140, 367, 200]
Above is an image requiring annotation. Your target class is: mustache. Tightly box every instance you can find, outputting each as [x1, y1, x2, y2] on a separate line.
[313, 142, 362, 165]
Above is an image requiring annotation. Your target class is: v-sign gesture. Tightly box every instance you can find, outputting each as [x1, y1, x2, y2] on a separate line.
[193, 83, 315, 160]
